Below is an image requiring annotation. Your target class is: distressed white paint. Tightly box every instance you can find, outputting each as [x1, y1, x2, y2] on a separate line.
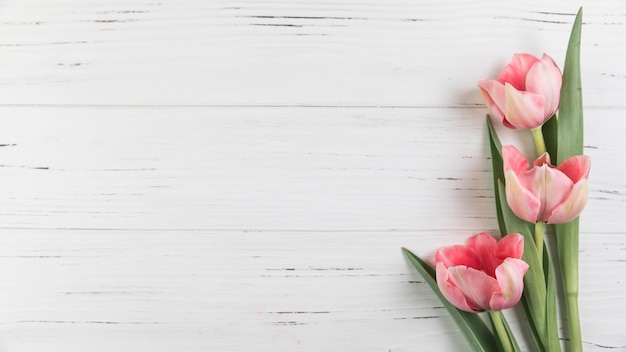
[0, 0, 624, 351]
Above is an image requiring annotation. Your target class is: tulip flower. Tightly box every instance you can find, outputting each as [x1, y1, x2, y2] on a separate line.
[503, 145, 590, 224]
[435, 233, 528, 313]
[479, 53, 562, 130]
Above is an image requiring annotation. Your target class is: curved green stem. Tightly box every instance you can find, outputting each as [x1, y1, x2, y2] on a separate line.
[489, 310, 513, 352]
[531, 127, 547, 156]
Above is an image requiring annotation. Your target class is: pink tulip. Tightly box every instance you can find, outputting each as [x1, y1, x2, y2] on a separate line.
[503, 145, 590, 224]
[435, 233, 528, 313]
[479, 53, 562, 130]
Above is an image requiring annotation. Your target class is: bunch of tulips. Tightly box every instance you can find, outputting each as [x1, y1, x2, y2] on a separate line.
[403, 9, 587, 352]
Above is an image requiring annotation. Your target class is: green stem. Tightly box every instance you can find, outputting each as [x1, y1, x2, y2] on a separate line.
[531, 127, 547, 156]
[534, 221, 545, 265]
[489, 310, 513, 352]
[566, 293, 583, 352]
[557, 221, 583, 352]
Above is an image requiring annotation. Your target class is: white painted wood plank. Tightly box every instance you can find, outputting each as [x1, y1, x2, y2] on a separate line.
[0, 0, 624, 350]
[0, 106, 622, 234]
[0, 229, 623, 351]
[0, 0, 624, 106]
[0, 106, 624, 350]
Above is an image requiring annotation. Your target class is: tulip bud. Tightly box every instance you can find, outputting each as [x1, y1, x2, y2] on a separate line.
[435, 233, 528, 312]
[502, 145, 591, 224]
[479, 53, 562, 130]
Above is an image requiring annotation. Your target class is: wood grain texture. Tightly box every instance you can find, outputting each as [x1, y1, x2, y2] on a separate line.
[0, 229, 624, 352]
[0, 0, 625, 351]
[0, 0, 625, 106]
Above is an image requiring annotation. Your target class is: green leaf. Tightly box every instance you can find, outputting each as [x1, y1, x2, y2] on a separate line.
[556, 218, 583, 351]
[554, 6, 583, 295]
[488, 118, 534, 236]
[555, 220, 579, 294]
[557, 7, 584, 163]
[402, 248, 498, 352]
[487, 117, 506, 237]
[542, 114, 558, 160]
[555, 8, 584, 351]
[519, 296, 547, 352]
[544, 244, 562, 352]
[497, 182, 548, 350]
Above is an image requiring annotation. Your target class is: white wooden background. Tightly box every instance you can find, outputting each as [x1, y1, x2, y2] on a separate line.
[0, 0, 624, 351]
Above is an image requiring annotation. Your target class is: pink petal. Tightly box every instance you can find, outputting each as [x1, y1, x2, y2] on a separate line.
[498, 53, 540, 90]
[542, 166, 575, 221]
[436, 263, 478, 312]
[557, 155, 591, 183]
[478, 80, 511, 128]
[515, 164, 547, 216]
[525, 54, 562, 118]
[505, 170, 541, 223]
[516, 163, 546, 196]
[495, 233, 524, 260]
[435, 245, 482, 270]
[465, 233, 499, 277]
[502, 145, 530, 175]
[489, 258, 529, 311]
[546, 180, 589, 224]
[443, 265, 500, 312]
[504, 83, 547, 129]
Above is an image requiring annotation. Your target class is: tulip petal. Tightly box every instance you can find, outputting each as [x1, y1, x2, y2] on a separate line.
[546, 179, 589, 224]
[435, 233, 529, 313]
[435, 245, 482, 270]
[436, 263, 478, 313]
[498, 53, 539, 91]
[504, 83, 547, 129]
[543, 165, 575, 220]
[443, 265, 500, 312]
[525, 54, 562, 118]
[465, 233, 499, 277]
[516, 164, 546, 199]
[557, 155, 591, 183]
[495, 233, 524, 260]
[478, 80, 512, 128]
[502, 145, 530, 175]
[489, 258, 529, 311]
[505, 170, 541, 223]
